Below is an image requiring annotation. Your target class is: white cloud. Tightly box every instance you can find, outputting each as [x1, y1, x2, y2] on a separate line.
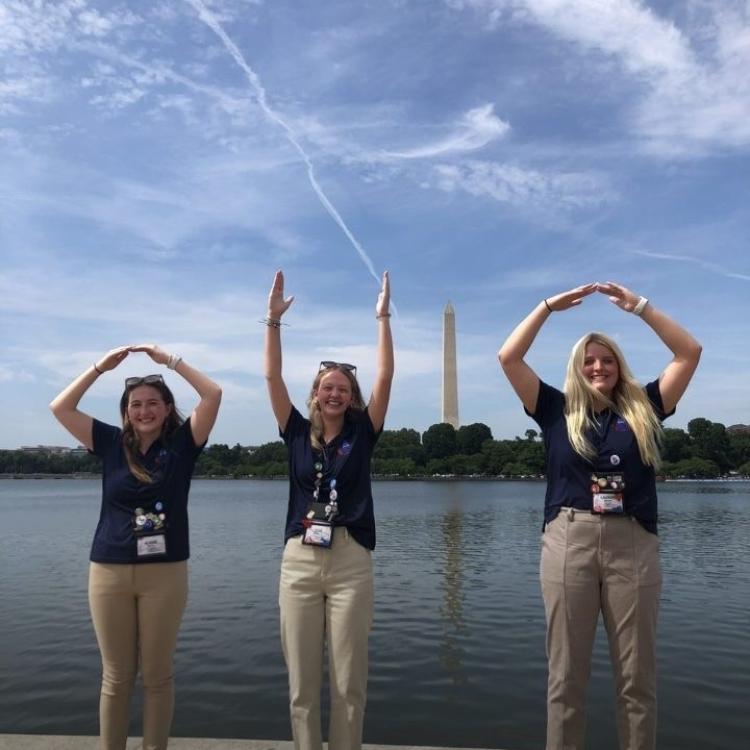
[431, 159, 615, 210]
[454, 0, 750, 153]
[382, 103, 510, 159]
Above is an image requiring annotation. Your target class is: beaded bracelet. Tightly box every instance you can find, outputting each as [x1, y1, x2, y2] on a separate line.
[260, 317, 283, 328]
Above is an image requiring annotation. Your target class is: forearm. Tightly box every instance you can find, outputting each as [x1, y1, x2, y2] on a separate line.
[640, 303, 702, 361]
[49, 365, 100, 416]
[498, 301, 550, 367]
[375, 316, 394, 384]
[173, 358, 222, 401]
[264, 321, 283, 382]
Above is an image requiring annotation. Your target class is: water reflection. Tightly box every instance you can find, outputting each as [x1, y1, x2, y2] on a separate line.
[439, 505, 465, 682]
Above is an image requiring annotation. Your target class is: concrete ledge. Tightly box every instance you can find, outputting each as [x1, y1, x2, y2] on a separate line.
[0, 738, 499, 750]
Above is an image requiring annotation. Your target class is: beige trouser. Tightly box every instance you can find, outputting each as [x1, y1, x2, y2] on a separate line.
[541, 509, 661, 750]
[279, 527, 374, 750]
[88, 561, 188, 750]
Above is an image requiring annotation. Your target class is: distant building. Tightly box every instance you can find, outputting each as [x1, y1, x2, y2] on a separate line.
[19, 445, 88, 455]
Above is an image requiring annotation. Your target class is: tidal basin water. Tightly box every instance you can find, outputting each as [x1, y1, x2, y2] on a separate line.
[1, 479, 748, 749]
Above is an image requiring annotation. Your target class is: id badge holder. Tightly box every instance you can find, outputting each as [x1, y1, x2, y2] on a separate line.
[302, 520, 333, 548]
[133, 505, 168, 557]
[590, 473, 625, 514]
[301, 502, 335, 548]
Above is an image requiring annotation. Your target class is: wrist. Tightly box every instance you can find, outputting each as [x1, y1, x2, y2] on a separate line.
[543, 299, 553, 314]
[376, 312, 391, 320]
[93, 363, 104, 375]
[166, 354, 182, 370]
[632, 296, 649, 316]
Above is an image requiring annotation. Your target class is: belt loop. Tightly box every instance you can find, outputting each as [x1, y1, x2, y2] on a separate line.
[566, 508, 575, 521]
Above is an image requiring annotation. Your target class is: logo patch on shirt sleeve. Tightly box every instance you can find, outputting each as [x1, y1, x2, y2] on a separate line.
[614, 418, 629, 432]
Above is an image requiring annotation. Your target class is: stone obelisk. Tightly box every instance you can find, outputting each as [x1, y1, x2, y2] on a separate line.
[442, 302, 459, 428]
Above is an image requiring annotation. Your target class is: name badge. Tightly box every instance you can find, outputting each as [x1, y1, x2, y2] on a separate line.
[592, 493, 624, 514]
[137, 534, 167, 557]
[590, 473, 625, 514]
[302, 521, 333, 548]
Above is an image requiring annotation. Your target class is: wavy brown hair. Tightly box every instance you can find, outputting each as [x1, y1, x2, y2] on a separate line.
[119, 379, 184, 483]
[563, 332, 663, 468]
[306, 365, 365, 451]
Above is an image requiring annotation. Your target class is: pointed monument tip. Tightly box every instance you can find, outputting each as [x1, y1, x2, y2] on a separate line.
[444, 301, 454, 313]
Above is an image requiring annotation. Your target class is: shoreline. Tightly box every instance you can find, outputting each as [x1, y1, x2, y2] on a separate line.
[1, 473, 747, 482]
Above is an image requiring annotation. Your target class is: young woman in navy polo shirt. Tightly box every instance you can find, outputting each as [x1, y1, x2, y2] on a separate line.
[264, 270, 393, 750]
[499, 281, 701, 750]
[50, 344, 221, 750]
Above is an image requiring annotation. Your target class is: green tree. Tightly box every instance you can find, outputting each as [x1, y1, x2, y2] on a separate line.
[375, 428, 426, 466]
[456, 423, 493, 455]
[481, 440, 514, 475]
[688, 418, 731, 472]
[422, 423, 458, 460]
[661, 427, 692, 463]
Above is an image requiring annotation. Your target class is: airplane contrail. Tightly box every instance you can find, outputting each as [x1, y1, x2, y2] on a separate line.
[184, 0, 382, 286]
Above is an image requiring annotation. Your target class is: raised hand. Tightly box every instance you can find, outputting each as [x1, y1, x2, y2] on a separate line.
[596, 281, 641, 312]
[129, 344, 170, 366]
[268, 270, 295, 320]
[95, 346, 131, 372]
[545, 282, 598, 312]
[376, 271, 390, 318]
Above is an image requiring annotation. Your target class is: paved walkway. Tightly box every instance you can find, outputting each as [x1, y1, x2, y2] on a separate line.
[0, 738, 500, 750]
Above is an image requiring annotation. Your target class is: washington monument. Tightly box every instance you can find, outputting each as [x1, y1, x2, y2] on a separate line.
[442, 302, 459, 428]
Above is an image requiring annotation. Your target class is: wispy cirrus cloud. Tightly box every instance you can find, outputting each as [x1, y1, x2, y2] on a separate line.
[431, 160, 615, 211]
[381, 103, 510, 159]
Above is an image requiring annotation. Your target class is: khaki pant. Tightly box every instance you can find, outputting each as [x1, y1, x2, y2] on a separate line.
[541, 509, 661, 750]
[279, 527, 374, 750]
[88, 561, 188, 750]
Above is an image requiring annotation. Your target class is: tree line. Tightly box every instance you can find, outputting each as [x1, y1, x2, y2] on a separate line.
[2, 418, 749, 479]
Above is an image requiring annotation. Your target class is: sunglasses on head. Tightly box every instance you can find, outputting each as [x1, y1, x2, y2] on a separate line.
[125, 374, 165, 389]
[319, 360, 357, 377]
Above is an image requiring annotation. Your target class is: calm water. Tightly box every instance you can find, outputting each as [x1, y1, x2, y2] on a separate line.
[1, 479, 749, 749]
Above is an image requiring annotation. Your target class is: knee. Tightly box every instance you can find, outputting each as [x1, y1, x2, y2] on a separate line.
[101, 664, 137, 695]
[141, 666, 173, 692]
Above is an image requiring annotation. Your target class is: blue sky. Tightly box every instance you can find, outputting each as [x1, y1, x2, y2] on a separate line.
[2, 0, 748, 449]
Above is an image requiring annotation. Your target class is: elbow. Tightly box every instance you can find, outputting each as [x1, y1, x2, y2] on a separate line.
[497, 347, 514, 370]
[687, 340, 703, 365]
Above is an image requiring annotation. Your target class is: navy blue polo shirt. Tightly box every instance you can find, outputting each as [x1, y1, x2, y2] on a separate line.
[526, 380, 673, 534]
[90, 418, 204, 563]
[281, 406, 381, 550]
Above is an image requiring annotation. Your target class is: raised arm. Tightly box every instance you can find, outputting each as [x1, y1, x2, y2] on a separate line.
[129, 344, 222, 446]
[498, 283, 597, 412]
[264, 270, 294, 431]
[368, 271, 394, 432]
[49, 346, 131, 449]
[597, 282, 702, 413]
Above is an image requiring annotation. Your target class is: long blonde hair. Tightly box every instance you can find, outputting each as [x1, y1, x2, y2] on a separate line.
[306, 366, 365, 452]
[563, 332, 663, 467]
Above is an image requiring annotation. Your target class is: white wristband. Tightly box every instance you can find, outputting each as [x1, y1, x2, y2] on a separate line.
[632, 296, 648, 316]
[167, 354, 182, 370]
